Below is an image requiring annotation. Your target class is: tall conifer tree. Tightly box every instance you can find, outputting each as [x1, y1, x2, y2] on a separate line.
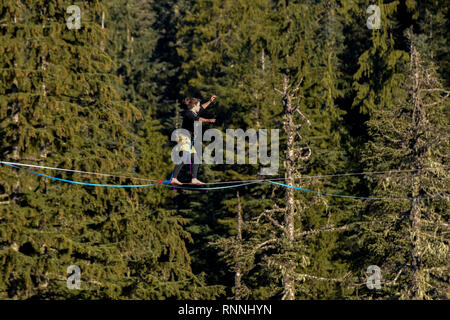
[354, 30, 449, 299]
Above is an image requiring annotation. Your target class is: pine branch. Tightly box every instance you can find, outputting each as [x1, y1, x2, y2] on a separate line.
[295, 195, 325, 213]
[257, 211, 284, 231]
[295, 108, 311, 126]
[378, 130, 403, 144]
[349, 268, 404, 289]
[419, 88, 450, 93]
[298, 271, 351, 282]
[47, 273, 106, 288]
[274, 88, 284, 95]
[291, 77, 304, 93]
[251, 239, 277, 255]
[424, 266, 449, 273]
[295, 224, 351, 239]
[294, 145, 312, 161]
[423, 92, 449, 107]
[0, 242, 19, 251]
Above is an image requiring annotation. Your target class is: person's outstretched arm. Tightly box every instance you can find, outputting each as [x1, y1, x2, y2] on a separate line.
[201, 95, 217, 109]
[199, 118, 215, 123]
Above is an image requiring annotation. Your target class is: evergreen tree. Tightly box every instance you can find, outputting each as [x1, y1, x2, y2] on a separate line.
[352, 30, 449, 299]
[200, 0, 353, 299]
[1, 0, 447, 300]
[0, 0, 139, 298]
[105, 0, 224, 299]
[408, 0, 450, 85]
[0, 0, 222, 299]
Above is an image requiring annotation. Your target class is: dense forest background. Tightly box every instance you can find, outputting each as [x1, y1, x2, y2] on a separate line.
[0, 0, 448, 300]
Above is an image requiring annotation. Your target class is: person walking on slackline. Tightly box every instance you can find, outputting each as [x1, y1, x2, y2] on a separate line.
[170, 95, 217, 186]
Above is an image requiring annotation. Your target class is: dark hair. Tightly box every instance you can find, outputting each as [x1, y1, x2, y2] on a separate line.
[184, 97, 200, 110]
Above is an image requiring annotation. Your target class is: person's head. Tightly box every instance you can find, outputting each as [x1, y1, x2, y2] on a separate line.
[185, 97, 201, 113]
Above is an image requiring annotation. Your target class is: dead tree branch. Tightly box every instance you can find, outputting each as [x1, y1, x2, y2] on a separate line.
[295, 224, 352, 239]
[298, 272, 351, 282]
[251, 239, 278, 255]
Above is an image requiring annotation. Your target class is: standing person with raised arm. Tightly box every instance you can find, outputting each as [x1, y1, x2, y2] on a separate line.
[170, 95, 217, 186]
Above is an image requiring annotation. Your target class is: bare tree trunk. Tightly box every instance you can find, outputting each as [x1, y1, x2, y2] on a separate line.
[234, 191, 243, 299]
[6, 16, 20, 299]
[100, 11, 105, 52]
[410, 197, 422, 299]
[10, 17, 20, 194]
[251, 49, 265, 128]
[281, 74, 295, 300]
[11, 94, 20, 160]
[11, 15, 19, 161]
[261, 49, 265, 72]
[40, 55, 47, 158]
[409, 44, 423, 299]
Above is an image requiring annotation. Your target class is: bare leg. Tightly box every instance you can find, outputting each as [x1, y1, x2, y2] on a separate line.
[171, 152, 189, 185]
[190, 163, 204, 185]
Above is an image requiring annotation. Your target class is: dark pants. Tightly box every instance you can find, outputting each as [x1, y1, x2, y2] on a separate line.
[173, 151, 200, 179]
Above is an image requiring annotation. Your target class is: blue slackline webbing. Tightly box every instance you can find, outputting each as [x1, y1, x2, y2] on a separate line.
[162, 181, 262, 190]
[2, 162, 448, 199]
[1, 163, 258, 190]
[266, 180, 447, 201]
[2, 163, 158, 188]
